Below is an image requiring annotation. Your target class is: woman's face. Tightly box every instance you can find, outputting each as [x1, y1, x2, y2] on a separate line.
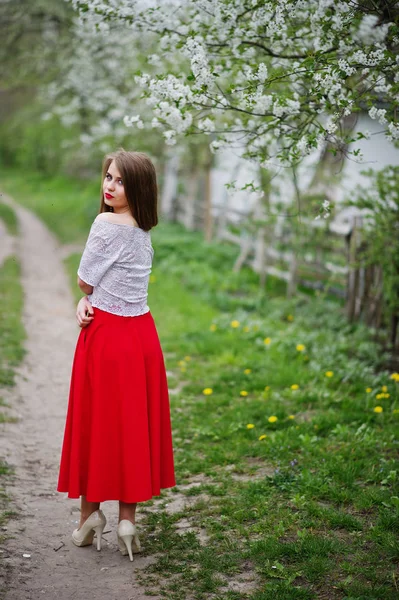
[103, 160, 129, 214]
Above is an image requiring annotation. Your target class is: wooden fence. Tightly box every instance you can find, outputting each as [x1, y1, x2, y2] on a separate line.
[164, 175, 398, 357]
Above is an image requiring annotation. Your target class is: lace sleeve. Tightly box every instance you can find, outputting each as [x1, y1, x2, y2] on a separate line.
[77, 221, 120, 286]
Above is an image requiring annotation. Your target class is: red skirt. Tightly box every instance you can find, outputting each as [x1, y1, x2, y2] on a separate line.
[57, 307, 176, 503]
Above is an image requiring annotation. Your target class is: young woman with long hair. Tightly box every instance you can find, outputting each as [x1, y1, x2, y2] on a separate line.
[57, 149, 176, 561]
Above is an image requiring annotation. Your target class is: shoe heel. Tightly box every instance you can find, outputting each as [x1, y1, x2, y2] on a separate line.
[117, 520, 137, 561]
[93, 523, 105, 551]
[120, 534, 134, 561]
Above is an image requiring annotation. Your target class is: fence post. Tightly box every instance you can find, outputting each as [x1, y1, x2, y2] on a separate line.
[346, 216, 359, 321]
[160, 154, 180, 221]
[184, 168, 200, 231]
[203, 148, 214, 242]
[255, 226, 267, 287]
[287, 256, 298, 298]
[233, 234, 252, 272]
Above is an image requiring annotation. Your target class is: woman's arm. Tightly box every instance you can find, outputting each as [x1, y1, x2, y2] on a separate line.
[77, 219, 119, 293]
[77, 276, 94, 295]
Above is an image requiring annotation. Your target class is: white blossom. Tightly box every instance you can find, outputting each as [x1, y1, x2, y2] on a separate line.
[198, 118, 215, 132]
[257, 63, 268, 83]
[355, 14, 390, 44]
[387, 121, 399, 140]
[163, 129, 177, 145]
[123, 115, 144, 128]
[368, 107, 388, 125]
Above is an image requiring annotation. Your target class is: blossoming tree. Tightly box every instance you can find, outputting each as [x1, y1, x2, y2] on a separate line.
[43, 16, 159, 156]
[73, 0, 399, 169]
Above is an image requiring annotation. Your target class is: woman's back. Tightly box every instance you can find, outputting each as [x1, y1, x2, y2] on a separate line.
[77, 214, 154, 317]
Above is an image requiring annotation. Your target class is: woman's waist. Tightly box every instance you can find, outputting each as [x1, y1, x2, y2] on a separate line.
[90, 305, 151, 320]
[90, 285, 149, 304]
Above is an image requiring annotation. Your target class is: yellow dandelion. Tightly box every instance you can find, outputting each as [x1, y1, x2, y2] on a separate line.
[366, 387, 372, 393]
[185, 356, 191, 361]
[287, 314, 294, 321]
[325, 371, 334, 377]
[178, 360, 186, 367]
[376, 393, 383, 400]
[231, 320, 240, 328]
[390, 372, 399, 382]
[264, 386, 270, 391]
[203, 388, 213, 396]
[288, 415, 295, 420]
[393, 409, 399, 414]
[246, 423, 255, 429]
[296, 344, 306, 352]
[210, 324, 217, 332]
[383, 393, 390, 398]
[381, 385, 388, 392]
[244, 368, 252, 375]
[149, 274, 156, 283]
[180, 366, 187, 372]
[243, 326, 250, 332]
[291, 384, 299, 390]
[259, 434, 267, 441]
[268, 415, 278, 423]
[264, 337, 271, 345]
[240, 390, 248, 397]
[373, 406, 383, 413]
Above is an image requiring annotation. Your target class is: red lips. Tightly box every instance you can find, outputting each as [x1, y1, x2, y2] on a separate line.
[105, 193, 114, 199]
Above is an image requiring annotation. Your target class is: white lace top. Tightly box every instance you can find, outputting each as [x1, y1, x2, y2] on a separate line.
[77, 217, 154, 317]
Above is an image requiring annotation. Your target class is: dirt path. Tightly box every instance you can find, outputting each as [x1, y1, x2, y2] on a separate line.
[0, 195, 158, 600]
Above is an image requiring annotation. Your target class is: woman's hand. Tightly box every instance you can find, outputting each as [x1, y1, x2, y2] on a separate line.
[76, 296, 94, 328]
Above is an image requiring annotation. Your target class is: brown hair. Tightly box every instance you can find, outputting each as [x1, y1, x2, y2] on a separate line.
[99, 148, 158, 231]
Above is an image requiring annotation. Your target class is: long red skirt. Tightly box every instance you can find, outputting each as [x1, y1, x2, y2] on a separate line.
[57, 307, 176, 503]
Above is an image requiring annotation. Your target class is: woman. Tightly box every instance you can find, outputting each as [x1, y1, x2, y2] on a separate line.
[57, 149, 176, 561]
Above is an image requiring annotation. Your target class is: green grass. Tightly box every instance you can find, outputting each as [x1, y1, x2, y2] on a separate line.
[0, 167, 99, 243]
[0, 459, 18, 544]
[131, 240, 398, 600]
[0, 254, 24, 545]
[0, 257, 25, 388]
[4, 170, 399, 599]
[0, 201, 18, 235]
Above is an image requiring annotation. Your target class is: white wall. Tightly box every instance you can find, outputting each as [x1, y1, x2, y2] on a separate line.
[210, 115, 399, 222]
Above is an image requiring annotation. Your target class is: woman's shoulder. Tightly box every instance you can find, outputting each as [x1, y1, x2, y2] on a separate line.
[94, 212, 141, 229]
[95, 212, 115, 223]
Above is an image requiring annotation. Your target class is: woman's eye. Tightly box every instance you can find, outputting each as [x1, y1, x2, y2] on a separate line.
[106, 174, 111, 179]
[118, 179, 123, 185]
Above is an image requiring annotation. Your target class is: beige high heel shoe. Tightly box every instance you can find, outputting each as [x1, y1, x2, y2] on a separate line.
[117, 519, 141, 562]
[72, 509, 107, 551]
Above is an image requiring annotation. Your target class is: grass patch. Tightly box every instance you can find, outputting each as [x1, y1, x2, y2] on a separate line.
[0, 256, 24, 538]
[0, 257, 25, 387]
[136, 226, 398, 599]
[0, 167, 99, 243]
[0, 460, 17, 544]
[0, 201, 18, 235]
